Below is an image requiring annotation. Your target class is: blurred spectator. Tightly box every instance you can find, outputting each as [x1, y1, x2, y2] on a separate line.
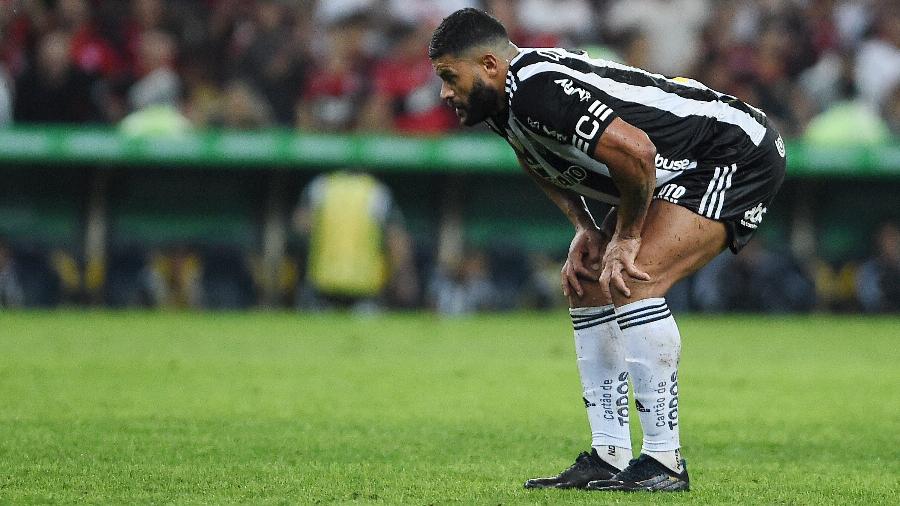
[799, 51, 849, 112]
[3, 243, 61, 307]
[387, 0, 479, 26]
[181, 54, 221, 128]
[517, 0, 595, 44]
[14, 30, 101, 123]
[853, 5, 900, 109]
[812, 257, 858, 312]
[295, 13, 370, 132]
[748, 22, 809, 133]
[485, 0, 559, 48]
[804, 92, 890, 146]
[359, 22, 456, 134]
[293, 171, 419, 311]
[693, 240, 816, 313]
[49, 248, 83, 305]
[217, 79, 274, 129]
[118, 28, 191, 135]
[606, 0, 710, 75]
[58, 0, 123, 78]
[802, 47, 891, 145]
[0, 1, 39, 77]
[834, 0, 873, 47]
[232, 0, 310, 125]
[141, 246, 205, 309]
[428, 249, 498, 315]
[128, 30, 180, 111]
[0, 0, 894, 139]
[520, 251, 567, 309]
[0, 239, 24, 308]
[119, 102, 192, 137]
[856, 222, 900, 313]
[121, 0, 174, 71]
[315, 0, 376, 26]
[250, 251, 300, 308]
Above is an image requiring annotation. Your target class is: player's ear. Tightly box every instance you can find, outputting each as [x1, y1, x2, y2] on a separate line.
[481, 53, 500, 77]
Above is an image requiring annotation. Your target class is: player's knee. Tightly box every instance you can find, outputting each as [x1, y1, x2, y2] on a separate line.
[568, 281, 614, 308]
[615, 264, 677, 304]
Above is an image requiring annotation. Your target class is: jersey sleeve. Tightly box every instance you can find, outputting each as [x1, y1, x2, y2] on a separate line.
[510, 70, 618, 156]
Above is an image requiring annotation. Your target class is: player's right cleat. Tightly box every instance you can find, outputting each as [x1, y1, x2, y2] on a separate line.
[523, 449, 621, 489]
[585, 453, 690, 492]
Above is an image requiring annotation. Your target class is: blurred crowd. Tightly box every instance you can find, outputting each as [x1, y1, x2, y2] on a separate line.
[0, 0, 898, 139]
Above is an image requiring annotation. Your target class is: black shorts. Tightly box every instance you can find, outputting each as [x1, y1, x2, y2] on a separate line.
[653, 127, 787, 253]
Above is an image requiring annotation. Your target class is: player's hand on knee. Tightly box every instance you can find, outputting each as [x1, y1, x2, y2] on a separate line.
[562, 228, 604, 297]
[600, 236, 650, 299]
[560, 259, 597, 298]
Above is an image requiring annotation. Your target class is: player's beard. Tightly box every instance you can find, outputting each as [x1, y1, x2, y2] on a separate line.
[459, 77, 500, 126]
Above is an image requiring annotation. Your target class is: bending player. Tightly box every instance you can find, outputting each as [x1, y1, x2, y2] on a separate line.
[429, 9, 785, 492]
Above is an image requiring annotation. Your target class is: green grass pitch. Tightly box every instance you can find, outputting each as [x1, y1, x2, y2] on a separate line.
[1, 311, 897, 504]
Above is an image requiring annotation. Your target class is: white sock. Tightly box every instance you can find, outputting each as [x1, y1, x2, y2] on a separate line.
[616, 298, 684, 473]
[644, 448, 684, 474]
[570, 305, 633, 470]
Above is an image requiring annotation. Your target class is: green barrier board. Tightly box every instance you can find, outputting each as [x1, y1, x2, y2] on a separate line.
[0, 126, 897, 176]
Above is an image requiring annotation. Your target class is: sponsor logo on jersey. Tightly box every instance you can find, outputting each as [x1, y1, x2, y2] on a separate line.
[655, 183, 687, 204]
[775, 135, 786, 158]
[654, 154, 695, 171]
[537, 164, 588, 189]
[525, 116, 569, 143]
[571, 100, 613, 154]
[554, 78, 592, 102]
[741, 203, 767, 229]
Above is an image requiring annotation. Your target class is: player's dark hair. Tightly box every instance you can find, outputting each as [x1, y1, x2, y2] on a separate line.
[428, 8, 508, 59]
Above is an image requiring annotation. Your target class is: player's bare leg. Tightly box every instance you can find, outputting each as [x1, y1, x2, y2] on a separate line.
[612, 200, 727, 304]
[581, 200, 726, 492]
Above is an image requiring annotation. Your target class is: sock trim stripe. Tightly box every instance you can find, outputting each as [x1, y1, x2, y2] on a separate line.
[571, 311, 615, 325]
[619, 310, 672, 330]
[617, 305, 670, 325]
[615, 300, 667, 319]
[570, 308, 616, 322]
[573, 314, 619, 330]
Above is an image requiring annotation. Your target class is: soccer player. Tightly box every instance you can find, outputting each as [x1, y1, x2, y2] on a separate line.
[429, 9, 786, 492]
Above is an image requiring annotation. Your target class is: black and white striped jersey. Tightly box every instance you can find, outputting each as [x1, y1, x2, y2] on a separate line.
[486, 48, 771, 204]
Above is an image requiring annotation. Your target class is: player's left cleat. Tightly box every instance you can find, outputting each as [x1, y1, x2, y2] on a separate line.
[523, 448, 620, 489]
[585, 453, 690, 492]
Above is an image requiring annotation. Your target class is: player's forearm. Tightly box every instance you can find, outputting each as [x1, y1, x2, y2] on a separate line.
[609, 151, 655, 239]
[592, 119, 657, 239]
[550, 188, 597, 231]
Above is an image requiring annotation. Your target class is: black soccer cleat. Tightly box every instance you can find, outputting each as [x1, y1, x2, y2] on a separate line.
[585, 453, 690, 492]
[523, 448, 621, 489]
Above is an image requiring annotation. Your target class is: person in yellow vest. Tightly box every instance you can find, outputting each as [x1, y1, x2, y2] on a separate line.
[292, 171, 419, 311]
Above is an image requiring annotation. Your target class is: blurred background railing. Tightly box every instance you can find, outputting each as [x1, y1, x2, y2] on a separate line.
[0, 0, 898, 313]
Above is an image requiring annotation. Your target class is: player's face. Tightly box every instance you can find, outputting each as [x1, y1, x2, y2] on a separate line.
[433, 56, 501, 126]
